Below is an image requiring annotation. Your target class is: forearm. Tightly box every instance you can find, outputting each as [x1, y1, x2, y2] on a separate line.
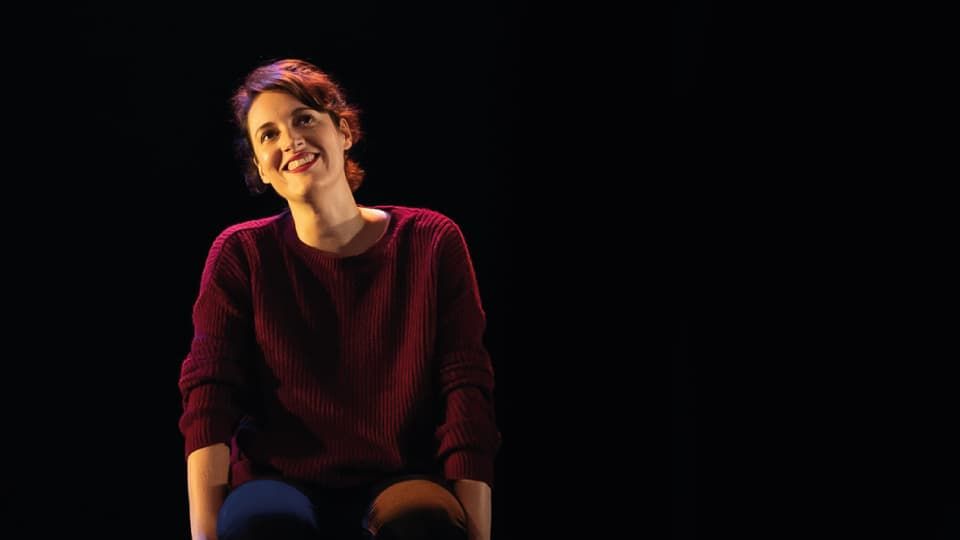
[187, 443, 230, 540]
[454, 479, 492, 540]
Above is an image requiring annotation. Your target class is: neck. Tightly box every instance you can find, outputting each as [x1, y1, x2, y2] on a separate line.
[287, 182, 366, 253]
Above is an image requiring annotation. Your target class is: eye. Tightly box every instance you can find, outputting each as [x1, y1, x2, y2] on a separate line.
[295, 114, 316, 127]
[259, 129, 277, 144]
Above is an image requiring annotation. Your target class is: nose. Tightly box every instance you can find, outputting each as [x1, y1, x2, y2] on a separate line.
[281, 130, 306, 152]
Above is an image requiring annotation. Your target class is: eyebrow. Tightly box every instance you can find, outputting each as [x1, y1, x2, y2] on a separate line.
[254, 107, 319, 137]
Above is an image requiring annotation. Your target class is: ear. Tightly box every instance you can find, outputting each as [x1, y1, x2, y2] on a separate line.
[339, 118, 353, 150]
[254, 157, 271, 185]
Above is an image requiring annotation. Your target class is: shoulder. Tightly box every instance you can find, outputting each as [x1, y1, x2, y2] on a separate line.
[202, 212, 286, 272]
[211, 213, 287, 250]
[376, 205, 460, 237]
[216, 212, 287, 241]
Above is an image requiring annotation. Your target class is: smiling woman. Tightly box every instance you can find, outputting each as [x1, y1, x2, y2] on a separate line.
[244, 92, 362, 229]
[178, 59, 499, 540]
[232, 62, 365, 197]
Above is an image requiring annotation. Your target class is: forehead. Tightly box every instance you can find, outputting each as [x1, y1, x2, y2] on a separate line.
[247, 91, 314, 129]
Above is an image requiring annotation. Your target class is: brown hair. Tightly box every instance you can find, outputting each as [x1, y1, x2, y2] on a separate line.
[231, 59, 364, 194]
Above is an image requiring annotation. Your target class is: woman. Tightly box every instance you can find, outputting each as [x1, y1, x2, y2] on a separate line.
[178, 58, 500, 540]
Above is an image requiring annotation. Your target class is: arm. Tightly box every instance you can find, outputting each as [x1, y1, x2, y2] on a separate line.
[433, 219, 501, 530]
[187, 443, 230, 540]
[179, 232, 253, 540]
[454, 479, 492, 540]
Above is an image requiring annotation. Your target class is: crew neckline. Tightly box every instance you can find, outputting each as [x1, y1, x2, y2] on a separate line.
[282, 206, 397, 262]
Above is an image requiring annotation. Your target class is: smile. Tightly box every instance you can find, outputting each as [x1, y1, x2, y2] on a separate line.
[286, 154, 318, 172]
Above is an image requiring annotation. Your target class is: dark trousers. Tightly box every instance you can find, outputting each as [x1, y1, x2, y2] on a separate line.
[216, 477, 468, 540]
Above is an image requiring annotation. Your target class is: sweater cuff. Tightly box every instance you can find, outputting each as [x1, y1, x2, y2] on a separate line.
[183, 422, 234, 460]
[444, 450, 495, 487]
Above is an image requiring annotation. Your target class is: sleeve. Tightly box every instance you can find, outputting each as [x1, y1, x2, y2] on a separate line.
[177, 231, 254, 460]
[433, 219, 502, 486]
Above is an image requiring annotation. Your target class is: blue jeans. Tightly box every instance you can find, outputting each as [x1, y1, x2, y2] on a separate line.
[216, 477, 468, 540]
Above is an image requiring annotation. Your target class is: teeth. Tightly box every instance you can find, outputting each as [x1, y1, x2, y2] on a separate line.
[287, 154, 315, 170]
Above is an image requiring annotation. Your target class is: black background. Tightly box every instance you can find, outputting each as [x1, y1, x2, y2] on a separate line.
[674, 3, 959, 538]
[4, 4, 650, 538]
[18, 3, 958, 538]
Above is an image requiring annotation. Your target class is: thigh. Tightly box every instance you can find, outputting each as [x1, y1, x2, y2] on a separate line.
[364, 477, 467, 540]
[217, 479, 321, 540]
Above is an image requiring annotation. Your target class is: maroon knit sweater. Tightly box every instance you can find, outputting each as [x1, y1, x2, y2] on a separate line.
[178, 205, 499, 488]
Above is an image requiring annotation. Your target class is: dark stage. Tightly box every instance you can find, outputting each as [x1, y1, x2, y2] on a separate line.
[6, 4, 654, 538]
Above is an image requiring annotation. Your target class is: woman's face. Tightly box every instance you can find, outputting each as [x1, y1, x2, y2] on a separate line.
[246, 90, 352, 201]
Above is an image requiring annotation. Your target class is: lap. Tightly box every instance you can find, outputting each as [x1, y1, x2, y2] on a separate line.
[217, 475, 466, 540]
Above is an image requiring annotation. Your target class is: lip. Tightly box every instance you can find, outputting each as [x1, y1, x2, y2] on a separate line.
[284, 152, 318, 173]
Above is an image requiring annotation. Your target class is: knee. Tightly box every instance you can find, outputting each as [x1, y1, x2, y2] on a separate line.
[217, 479, 319, 540]
[366, 479, 467, 540]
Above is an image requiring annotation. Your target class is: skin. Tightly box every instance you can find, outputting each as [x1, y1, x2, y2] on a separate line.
[187, 443, 228, 540]
[186, 90, 493, 539]
[454, 479, 493, 540]
[247, 90, 388, 256]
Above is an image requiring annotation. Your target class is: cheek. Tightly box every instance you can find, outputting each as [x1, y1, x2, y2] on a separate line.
[261, 150, 282, 171]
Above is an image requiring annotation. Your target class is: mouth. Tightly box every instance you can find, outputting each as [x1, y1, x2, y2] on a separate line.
[284, 153, 319, 173]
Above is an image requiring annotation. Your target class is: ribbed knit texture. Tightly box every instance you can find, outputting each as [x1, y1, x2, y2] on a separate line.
[178, 206, 500, 488]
